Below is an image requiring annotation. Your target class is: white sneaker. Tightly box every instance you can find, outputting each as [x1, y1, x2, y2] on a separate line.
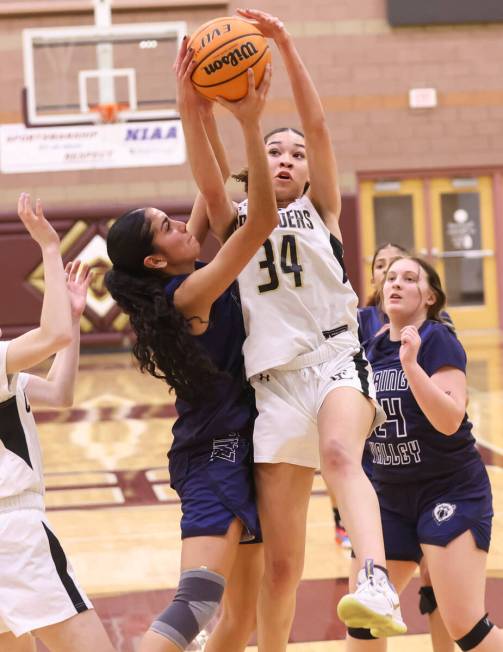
[337, 559, 407, 637]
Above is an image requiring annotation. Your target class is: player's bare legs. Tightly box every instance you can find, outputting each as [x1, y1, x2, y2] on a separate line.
[254, 462, 315, 652]
[318, 388, 384, 566]
[322, 473, 351, 547]
[345, 559, 416, 651]
[0, 633, 36, 652]
[33, 610, 115, 652]
[419, 557, 454, 652]
[319, 387, 405, 636]
[140, 518, 242, 652]
[205, 543, 263, 651]
[423, 531, 503, 650]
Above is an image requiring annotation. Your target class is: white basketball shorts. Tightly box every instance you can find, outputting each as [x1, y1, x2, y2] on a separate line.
[0, 508, 92, 637]
[251, 330, 385, 469]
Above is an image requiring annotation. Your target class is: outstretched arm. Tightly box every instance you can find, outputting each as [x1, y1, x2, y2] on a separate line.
[238, 8, 341, 236]
[26, 261, 92, 407]
[174, 66, 278, 332]
[185, 104, 234, 247]
[175, 39, 235, 243]
[6, 194, 73, 375]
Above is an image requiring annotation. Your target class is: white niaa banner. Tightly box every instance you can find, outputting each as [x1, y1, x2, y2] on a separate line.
[0, 121, 185, 173]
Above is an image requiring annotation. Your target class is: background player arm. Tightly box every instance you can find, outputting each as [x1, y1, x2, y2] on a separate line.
[26, 261, 91, 408]
[238, 9, 342, 237]
[6, 194, 73, 375]
[176, 39, 235, 244]
[174, 67, 277, 332]
[400, 326, 467, 435]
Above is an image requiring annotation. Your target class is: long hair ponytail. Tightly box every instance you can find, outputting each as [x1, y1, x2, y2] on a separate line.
[105, 208, 221, 403]
[381, 255, 455, 332]
[366, 242, 409, 306]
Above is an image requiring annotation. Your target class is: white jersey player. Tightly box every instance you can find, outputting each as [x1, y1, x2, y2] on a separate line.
[237, 193, 359, 380]
[0, 194, 114, 652]
[187, 10, 407, 651]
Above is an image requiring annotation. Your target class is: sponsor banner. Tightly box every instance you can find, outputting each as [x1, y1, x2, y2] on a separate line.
[0, 121, 185, 173]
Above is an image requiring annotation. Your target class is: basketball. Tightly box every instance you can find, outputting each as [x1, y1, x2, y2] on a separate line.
[188, 16, 271, 101]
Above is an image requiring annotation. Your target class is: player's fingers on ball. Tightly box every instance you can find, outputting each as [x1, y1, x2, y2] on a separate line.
[214, 96, 232, 110]
[186, 59, 198, 80]
[235, 12, 257, 26]
[180, 47, 194, 76]
[260, 63, 272, 94]
[246, 67, 256, 94]
[175, 40, 191, 76]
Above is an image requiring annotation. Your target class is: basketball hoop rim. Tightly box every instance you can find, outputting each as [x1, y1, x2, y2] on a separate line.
[89, 102, 128, 123]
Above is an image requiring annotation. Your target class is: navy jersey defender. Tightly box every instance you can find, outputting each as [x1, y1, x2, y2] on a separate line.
[354, 244, 454, 650]
[348, 255, 503, 651]
[164, 265, 259, 542]
[366, 320, 482, 484]
[104, 47, 277, 652]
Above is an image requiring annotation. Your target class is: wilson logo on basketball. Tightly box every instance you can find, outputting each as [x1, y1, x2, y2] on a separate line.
[203, 42, 259, 75]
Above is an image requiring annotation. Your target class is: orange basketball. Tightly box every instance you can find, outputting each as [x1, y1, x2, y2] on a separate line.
[188, 16, 271, 101]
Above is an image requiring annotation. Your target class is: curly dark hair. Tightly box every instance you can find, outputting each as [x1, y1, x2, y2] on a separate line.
[105, 208, 221, 403]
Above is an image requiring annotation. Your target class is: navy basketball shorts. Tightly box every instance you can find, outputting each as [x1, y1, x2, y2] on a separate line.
[374, 462, 493, 563]
[168, 429, 261, 543]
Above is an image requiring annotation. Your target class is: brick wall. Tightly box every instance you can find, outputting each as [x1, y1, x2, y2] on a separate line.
[1, 0, 502, 205]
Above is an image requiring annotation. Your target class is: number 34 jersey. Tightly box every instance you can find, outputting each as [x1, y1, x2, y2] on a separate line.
[237, 195, 359, 379]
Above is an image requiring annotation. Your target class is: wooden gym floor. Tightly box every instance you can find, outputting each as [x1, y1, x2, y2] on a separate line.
[32, 331, 503, 651]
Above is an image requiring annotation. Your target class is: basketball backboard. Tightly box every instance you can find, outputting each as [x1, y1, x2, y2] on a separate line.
[22, 19, 186, 126]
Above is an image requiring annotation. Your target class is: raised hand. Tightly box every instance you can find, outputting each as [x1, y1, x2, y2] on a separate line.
[174, 36, 213, 114]
[64, 260, 93, 321]
[215, 64, 271, 124]
[399, 325, 421, 368]
[236, 8, 289, 46]
[17, 192, 59, 250]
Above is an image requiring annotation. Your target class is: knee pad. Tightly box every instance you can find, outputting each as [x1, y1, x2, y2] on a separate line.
[418, 585, 437, 615]
[456, 613, 494, 651]
[150, 568, 225, 650]
[347, 627, 377, 640]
